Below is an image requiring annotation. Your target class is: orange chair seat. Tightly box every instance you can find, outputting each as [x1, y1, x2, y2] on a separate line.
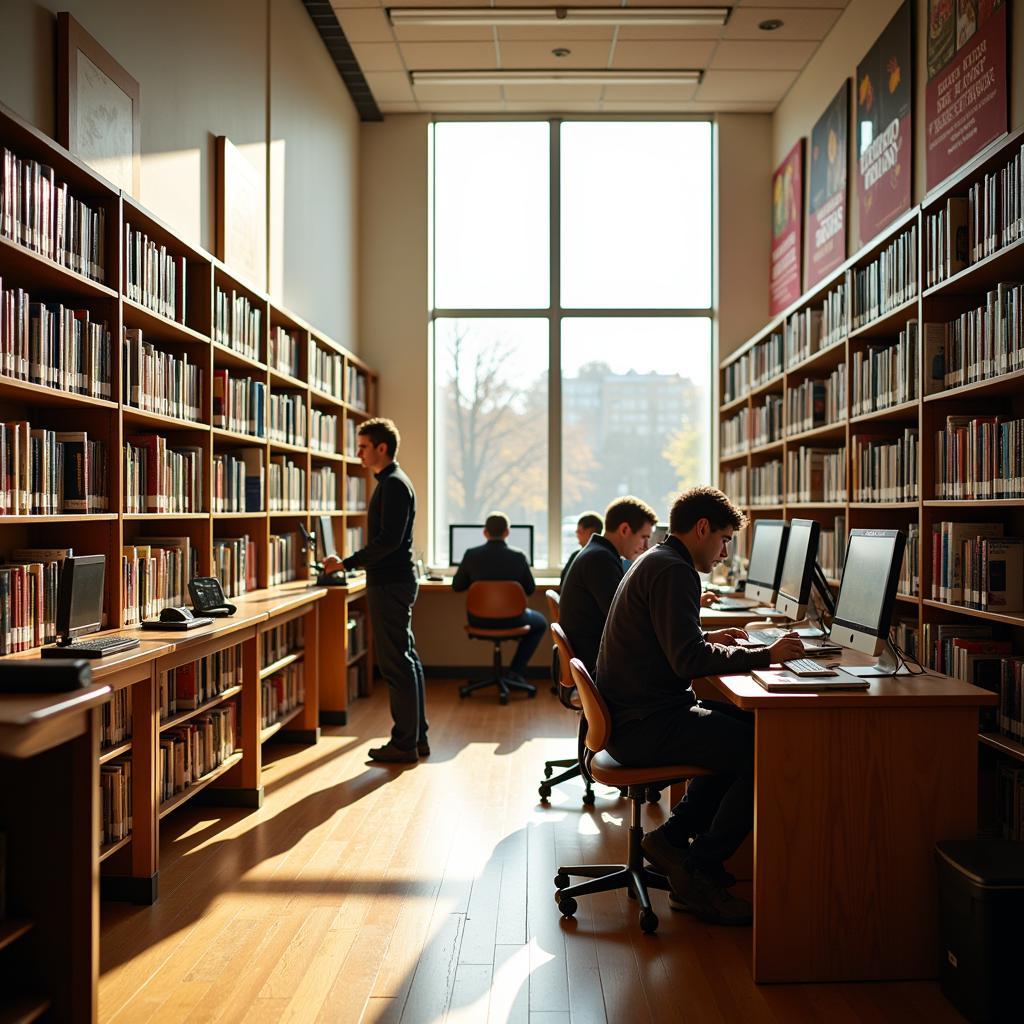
[588, 750, 711, 788]
[465, 624, 531, 639]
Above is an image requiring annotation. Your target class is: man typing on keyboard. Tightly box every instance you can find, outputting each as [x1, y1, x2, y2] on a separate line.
[596, 486, 802, 925]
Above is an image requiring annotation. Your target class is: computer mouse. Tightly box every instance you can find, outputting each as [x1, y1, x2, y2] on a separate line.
[160, 606, 195, 623]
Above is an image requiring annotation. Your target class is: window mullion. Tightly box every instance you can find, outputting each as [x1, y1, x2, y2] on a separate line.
[548, 118, 562, 569]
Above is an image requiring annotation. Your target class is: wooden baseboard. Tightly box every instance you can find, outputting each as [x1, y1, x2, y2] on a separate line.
[101, 871, 158, 906]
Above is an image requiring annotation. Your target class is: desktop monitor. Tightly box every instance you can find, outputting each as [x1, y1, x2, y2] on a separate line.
[775, 519, 821, 619]
[449, 524, 535, 566]
[55, 554, 105, 642]
[829, 529, 906, 676]
[316, 514, 338, 563]
[744, 520, 789, 604]
[650, 523, 669, 546]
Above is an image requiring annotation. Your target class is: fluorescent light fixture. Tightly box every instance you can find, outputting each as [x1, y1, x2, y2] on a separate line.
[389, 7, 731, 28]
[410, 69, 703, 86]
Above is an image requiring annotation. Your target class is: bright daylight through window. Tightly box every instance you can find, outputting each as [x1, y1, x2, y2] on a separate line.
[431, 120, 713, 567]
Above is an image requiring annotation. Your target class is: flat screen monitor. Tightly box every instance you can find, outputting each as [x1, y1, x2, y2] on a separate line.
[449, 524, 535, 566]
[56, 554, 105, 642]
[775, 518, 820, 619]
[829, 529, 906, 676]
[744, 520, 789, 604]
[316, 514, 338, 563]
[650, 523, 669, 546]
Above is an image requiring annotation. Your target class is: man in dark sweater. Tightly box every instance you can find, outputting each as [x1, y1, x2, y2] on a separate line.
[323, 418, 427, 764]
[558, 496, 657, 675]
[559, 510, 604, 586]
[597, 486, 803, 925]
[452, 512, 546, 679]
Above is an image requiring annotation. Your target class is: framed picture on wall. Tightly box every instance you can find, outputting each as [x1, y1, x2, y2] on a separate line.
[57, 12, 140, 197]
[216, 136, 267, 290]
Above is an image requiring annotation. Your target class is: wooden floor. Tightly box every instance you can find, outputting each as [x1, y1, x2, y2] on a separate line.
[100, 681, 966, 1023]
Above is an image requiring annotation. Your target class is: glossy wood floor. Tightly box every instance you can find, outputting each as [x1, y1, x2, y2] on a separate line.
[100, 681, 966, 1023]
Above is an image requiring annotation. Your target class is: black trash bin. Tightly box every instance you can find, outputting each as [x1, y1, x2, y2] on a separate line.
[936, 840, 1024, 1023]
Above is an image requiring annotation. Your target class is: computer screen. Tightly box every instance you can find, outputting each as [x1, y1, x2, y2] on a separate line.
[58, 554, 105, 640]
[650, 523, 669, 546]
[744, 520, 788, 603]
[776, 518, 820, 618]
[316, 514, 338, 562]
[449, 524, 535, 566]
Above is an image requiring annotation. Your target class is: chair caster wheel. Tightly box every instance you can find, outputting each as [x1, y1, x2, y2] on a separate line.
[558, 896, 578, 918]
[538, 784, 552, 800]
[459, 690, 469, 699]
[582, 790, 595, 806]
[639, 909, 659, 934]
[646, 787, 661, 804]
[499, 694, 509, 705]
[553, 872, 570, 889]
[543, 766, 553, 779]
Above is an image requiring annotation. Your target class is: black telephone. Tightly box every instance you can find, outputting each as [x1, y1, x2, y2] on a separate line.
[188, 576, 237, 617]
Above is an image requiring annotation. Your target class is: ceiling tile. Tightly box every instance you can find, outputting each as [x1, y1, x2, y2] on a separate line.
[350, 41, 406, 72]
[364, 71, 415, 102]
[696, 68, 797, 101]
[503, 102, 605, 111]
[615, 24, 725, 41]
[610, 40, 716, 68]
[329, 0, 378, 8]
[496, 25, 615, 42]
[498, 40, 613, 66]
[738, 0, 847, 7]
[501, 83, 604, 101]
[334, 8, 393, 43]
[381, 0, 487, 6]
[411, 82, 504, 101]
[709, 39, 817, 70]
[724, 7, 842, 40]
[378, 102, 422, 113]
[400, 41, 499, 69]
[684, 100, 778, 112]
[415, 101, 508, 111]
[392, 24, 494, 41]
[600, 83, 700, 101]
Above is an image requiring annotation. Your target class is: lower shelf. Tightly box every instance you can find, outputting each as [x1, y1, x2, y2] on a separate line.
[0, 920, 32, 955]
[260, 703, 305, 743]
[158, 750, 244, 820]
[0, 995, 51, 1024]
[99, 833, 133, 863]
[980, 732, 1024, 762]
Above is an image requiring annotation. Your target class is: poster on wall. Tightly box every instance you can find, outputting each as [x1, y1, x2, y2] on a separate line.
[855, 1, 912, 246]
[925, 0, 1008, 191]
[807, 81, 849, 289]
[769, 139, 804, 316]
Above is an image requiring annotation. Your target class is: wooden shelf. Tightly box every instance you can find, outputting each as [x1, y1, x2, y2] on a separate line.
[895, 592, 920, 604]
[160, 685, 243, 732]
[0, 994, 51, 1024]
[0, 374, 118, 411]
[785, 422, 845, 444]
[848, 295, 919, 340]
[99, 739, 133, 764]
[212, 341, 266, 373]
[261, 650, 303, 679]
[849, 399, 919, 424]
[979, 732, 1024, 762]
[269, 438, 308, 454]
[0, 920, 33, 955]
[309, 385, 344, 408]
[122, 296, 210, 345]
[212, 509, 265, 518]
[269, 509, 310, 517]
[786, 501, 846, 509]
[99, 833, 132, 863]
[720, 448, 750, 464]
[847, 501, 918, 509]
[158, 750, 244, 819]
[749, 439, 784, 456]
[212, 426, 266, 446]
[347, 648, 367, 667]
[719, 393, 749, 415]
[123, 406, 210, 432]
[749, 374, 785, 400]
[923, 235, 1024, 299]
[924, 499, 1024, 507]
[0, 514, 117, 524]
[922, 599, 1024, 628]
[260, 703, 305, 743]
[923, 368, 1024, 403]
[0, 231, 117, 300]
[310, 449, 344, 463]
[784, 340, 846, 378]
[746, 503, 785, 511]
[123, 512, 207, 520]
[269, 367, 306, 390]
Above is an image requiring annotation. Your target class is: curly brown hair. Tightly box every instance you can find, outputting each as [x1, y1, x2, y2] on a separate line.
[604, 496, 658, 534]
[669, 486, 747, 534]
[358, 417, 400, 457]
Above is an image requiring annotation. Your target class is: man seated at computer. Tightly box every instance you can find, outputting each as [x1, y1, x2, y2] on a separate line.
[560, 510, 603, 585]
[559, 496, 657, 675]
[596, 486, 803, 925]
[452, 512, 546, 681]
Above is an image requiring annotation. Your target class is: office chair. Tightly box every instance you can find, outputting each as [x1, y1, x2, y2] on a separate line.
[544, 588, 560, 694]
[460, 581, 538, 705]
[538, 623, 594, 805]
[553, 657, 711, 934]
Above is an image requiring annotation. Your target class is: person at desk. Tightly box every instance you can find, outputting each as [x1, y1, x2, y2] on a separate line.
[322, 417, 427, 765]
[596, 486, 803, 925]
[560, 511, 603, 585]
[453, 512, 546, 681]
[559, 496, 657, 675]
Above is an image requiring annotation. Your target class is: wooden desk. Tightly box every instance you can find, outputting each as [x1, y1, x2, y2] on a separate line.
[704, 664, 996, 983]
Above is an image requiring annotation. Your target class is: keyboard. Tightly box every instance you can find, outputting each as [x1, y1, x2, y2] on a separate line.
[41, 635, 141, 659]
[747, 628, 784, 645]
[781, 658, 838, 677]
[710, 600, 750, 612]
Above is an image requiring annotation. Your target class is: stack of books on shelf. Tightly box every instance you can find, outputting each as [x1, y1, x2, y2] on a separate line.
[930, 522, 1024, 611]
[310, 465, 338, 511]
[0, 551, 61, 654]
[749, 461, 782, 506]
[924, 621, 996, 674]
[160, 707, 237, 802]
[721, 408, 749, 456]
[310, 343, 342, 397]
[101, 689, 131, 750]
[935, 414, 1024, 499]
[899, 522, 920, 596]
[213, 371, 265, 437]
[850, 430, 919, 502]
[122, 536, 196, 626]
[213, 448, 263, 513]
[124, 223, 185, 322]
[100, 760, 131, 846]
[262, 662, 304, 728]
[345, 525, 366, 554]
[0, 424, 107, 514]
[160, 646, 241, 719]
[0, 288, 112, 397]
[262, 616, 304, 665]
[784, 308, 823, 365]
[268, 531, 298, 585]
[786, 369, 846, 435]
[344, 418, 358, 457]
[925, 197, 970, 288]
[722, 358, 748, 405]
[851, 322, 918, 414]
[750, 332, 784, 388]
[268, 392, 306, 447]
[965, 142, 1024, 265]
[786, 446, 846, 502]
[122, 329, 202, 420]
[721, 466, 747, 505]
[849, 222, 918, 328]
[752, 395, 783, 447]
[996, 656, 1024, 743]
[345, 475, 367, 512]
[821, 276, 850, 349]
[894, 618, 920, 661]
[818, 514, 846, 579]
[123, 435, 203, 514]
[214, 287, 261, 361]
[270, 326, 300, 378]
[214, 535, 256, 597]
[310, 410, 338, 454]
[268, 455, 305, 512]
[0, 147, 106, 281]
[346, 365, 368, 410]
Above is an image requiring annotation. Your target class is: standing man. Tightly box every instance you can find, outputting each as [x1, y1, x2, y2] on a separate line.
[560, 511, 604, 585]
[322, 418, 427, 764]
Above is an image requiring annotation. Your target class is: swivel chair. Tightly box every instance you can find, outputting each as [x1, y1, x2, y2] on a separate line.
[460, 580, 537, 705]
[544, 588, 560, 694]
[553, 657, 711, 934]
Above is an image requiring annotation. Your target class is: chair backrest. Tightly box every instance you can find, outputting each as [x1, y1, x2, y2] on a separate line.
[550, 622, 574, 687]
[465, 580, 527, 620]
[544, 588, 560, 623]
[569, 658, 612, 754]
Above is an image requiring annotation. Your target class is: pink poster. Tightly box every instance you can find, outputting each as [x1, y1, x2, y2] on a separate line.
[808, 81, 849, 288]
[770, 140, 804, 316]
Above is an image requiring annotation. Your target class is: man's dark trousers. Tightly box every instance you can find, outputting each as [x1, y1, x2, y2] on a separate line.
[510, 609, 547, 676]
[367, 580, 427, 751]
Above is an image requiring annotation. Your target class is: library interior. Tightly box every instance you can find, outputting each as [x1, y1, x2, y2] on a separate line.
[1, 0, 1024, 1020]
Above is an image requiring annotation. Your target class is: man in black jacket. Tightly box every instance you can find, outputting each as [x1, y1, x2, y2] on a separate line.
[452, 512, 546, 679]
[560, 511, 604, 586]
[323, 418, 427, 764]
[597, 486, 803, 925]
[558, 496, 657, 675]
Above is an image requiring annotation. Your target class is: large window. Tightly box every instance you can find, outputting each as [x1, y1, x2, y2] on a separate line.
[431, 120, 714, 567]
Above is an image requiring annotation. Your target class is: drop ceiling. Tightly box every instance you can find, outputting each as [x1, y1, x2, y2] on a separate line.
[328, 0, 848, 114]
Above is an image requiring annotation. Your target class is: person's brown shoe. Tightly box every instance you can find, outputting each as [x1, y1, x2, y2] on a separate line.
[417, 741, 430, 757]
[368, 743, 418, 764]
[667, 863, 753, 926]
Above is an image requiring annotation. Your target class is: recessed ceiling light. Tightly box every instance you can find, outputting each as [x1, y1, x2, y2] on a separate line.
[409, 69, 703, 87]
[552, 47, 570, 58]
[389, 7, 732, 28]
[758, 19, 784, 30]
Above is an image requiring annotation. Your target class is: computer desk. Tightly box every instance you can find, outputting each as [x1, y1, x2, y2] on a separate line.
[698, 659, 996, 984]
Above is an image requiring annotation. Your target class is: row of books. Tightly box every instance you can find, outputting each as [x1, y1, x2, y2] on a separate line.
[894, 618, 920, 662]
[101, 688, 132, 750]
[212, 371, 266, 437]
[214, 534, 257, 598]
[786, 446, 846, 503]
[345, 526, 366, 555]
[122, 328, 202, 421]
[722, 331, 784, 403]
[820, 277, 850, 350]
[899, 522, 920, 597]
[0, 147, 106, 281]
[124, 223, 185, 323]
[930, 522, 1024, 611]
[850, 430, 919, 503]
[0, 555, 60, 653]
[160, 707, 237, 804]
[347, 366, 368, 410]
[850, 321, 918, 416]
[817, 514, 846, 580]
[721, 408, 748, 457]
[752, 395, 783, 448]
[344, 418, 359, 458]
[270, 326, 300, 379]
[721, 466, 747, 506]
[750, 460, 782, 506]
[783, 307, 823, 366]
[310, 466, 338, 511]
[161, 646, 242, 719]
[0, 423, 107, 515]
[100, 760, 131, 846]
[310, 410, 338, 454]
[123, 435, 203, 514]
[310, 342, 343, 398]
[0, 285, 112, 398]
[268, 392, 306, 447]
[998, 765, 1024, 842]
[347, 607, 367, 662]
[122, 537, 197, 626]
[268, 456, 306, 511]
[849, 223, 918, 330]
[345, 475, 367, 512]
[925, 196, 970, 288]
[924, 621, 996, 675]
[935, 414, 1024, 500]
[213, 448, 263, 513]
[214, 287, 262, 361]
[262, 615, 304, 666]
[269, 531, 298, 586]
[262, 662, 304, 729]
[786, 366, 846, 436]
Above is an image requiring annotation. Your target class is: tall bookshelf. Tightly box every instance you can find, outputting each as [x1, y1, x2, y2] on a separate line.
[719, 126, 1024, 832]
